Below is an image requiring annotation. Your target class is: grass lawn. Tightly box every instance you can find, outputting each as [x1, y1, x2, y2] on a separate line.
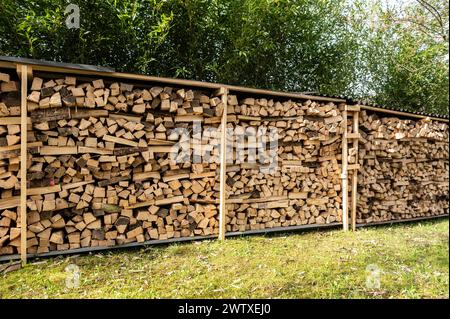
[0, 219, 448, 299]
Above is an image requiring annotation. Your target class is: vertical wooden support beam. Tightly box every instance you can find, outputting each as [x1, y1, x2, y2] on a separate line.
[341, 108, 349, 231]
[351, 111, 359, 231]
[218, 88, 228, 241]
[19, 64, 28, 264]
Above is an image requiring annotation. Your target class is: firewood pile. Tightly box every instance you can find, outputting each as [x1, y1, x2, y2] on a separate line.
[1, 74, 225, 255]
[225, 97, 345, 232]
[1, 67, 448, 258]
[357, 111, 449, 223]
[0, 71, 22, 255]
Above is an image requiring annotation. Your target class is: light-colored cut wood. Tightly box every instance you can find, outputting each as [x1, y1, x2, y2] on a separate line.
[341, 108, 349, 231]
[218, 89, 228, 241]
[40, 146, 78, 155]
[103, 135, 138, 147]
[351, 111, 359, 231]
[20, 64, 28, 265]
[28, 185, 62, 196]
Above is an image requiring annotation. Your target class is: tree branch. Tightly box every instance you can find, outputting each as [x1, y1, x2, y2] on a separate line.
[415, 0, 448, 41]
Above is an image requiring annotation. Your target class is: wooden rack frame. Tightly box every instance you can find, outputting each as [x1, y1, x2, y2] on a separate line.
[19, 64, 28, 264]
[341, 108, 349, 231]
[218, 88, 228, 241]
[0, 59, 447, 264]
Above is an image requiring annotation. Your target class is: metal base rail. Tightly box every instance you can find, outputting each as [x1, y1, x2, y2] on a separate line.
[0, 215, 448, 263]
[0, 235, 217, 263]
[355, 214, 449, 228]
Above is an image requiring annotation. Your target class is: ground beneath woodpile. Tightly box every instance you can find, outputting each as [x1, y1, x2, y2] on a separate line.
[0, 219, 448, 299]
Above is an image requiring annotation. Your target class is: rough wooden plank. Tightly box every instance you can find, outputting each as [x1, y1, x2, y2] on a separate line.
[108, 113, 141, 122]
[78, 146, 113, 155]
[189, 171, 216, 179]
[147, 139, 176, 146]
[174, 115, 204, 123]
[154, 195, 184, 206]
[62, 180, 95, 191]
[361, 105, 448, 123]
[103, 135, 138, 147]
[341, 108, 349, 231]
[227, 196, 288, 204]
[218, 89, 228, 241]
[127, 200, 155, 209]
[20, 64, 28, 265]
[0, 196, 20, 210]
[0, 141, 42, 154]
[0, 117, 32, 125]
[351, 111, 359, 231]
[148, 146, 177, 153]
[40, 146, 78, 155]
[162, 173, 190, 183]
[28, 185, 62, 196]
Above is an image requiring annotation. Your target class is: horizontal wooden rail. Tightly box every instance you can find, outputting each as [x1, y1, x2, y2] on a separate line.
[360, 105, 448, 123]
[0, 59, 355, 105]
[3, 58, 447, 120]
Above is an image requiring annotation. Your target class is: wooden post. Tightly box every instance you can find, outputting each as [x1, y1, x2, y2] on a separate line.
[351, 110, 359, 231]
[341, 108, 348, 231]
[218, 87, 228, 240]
[19, 64, 28, 264]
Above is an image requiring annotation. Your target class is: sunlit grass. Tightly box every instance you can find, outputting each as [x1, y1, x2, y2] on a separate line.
[0, 219, 448, 299]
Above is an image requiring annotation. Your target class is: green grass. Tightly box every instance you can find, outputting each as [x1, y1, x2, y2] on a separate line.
[0, 219, 448, 299]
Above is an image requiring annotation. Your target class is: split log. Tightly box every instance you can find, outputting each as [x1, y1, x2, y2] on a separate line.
[356, 111, 449, 223]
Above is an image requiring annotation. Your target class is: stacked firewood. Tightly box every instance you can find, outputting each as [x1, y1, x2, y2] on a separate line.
[0, 71, 22, 255]
[225, 97, 345, 232]
[0, 75, 225, 255]
[1, 70, 448, 257]
[357, 111, 449, 223]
